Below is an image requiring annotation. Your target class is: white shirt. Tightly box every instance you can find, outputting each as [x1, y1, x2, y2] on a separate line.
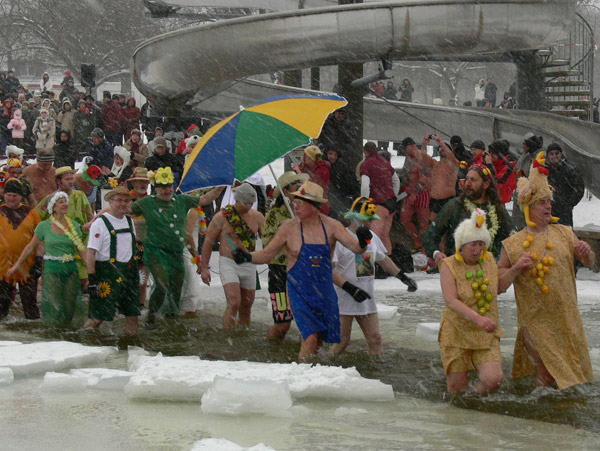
[333, 229, 387, 316]
[87, 213, 136, 262]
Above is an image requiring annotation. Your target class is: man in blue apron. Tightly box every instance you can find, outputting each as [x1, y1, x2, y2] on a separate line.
[232, 181, 372, 361]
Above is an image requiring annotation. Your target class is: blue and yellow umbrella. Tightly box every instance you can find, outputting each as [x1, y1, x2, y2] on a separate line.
[179, 93, 347, 192]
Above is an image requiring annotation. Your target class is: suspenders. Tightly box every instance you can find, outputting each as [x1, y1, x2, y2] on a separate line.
[98, 215, 136, 261]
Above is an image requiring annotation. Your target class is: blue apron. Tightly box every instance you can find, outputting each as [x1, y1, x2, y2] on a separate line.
[287, 221, 340, 342]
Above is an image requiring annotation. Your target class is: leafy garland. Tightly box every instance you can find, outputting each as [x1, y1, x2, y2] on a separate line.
[51, 214, 86, 252]
[222, 205, 256, 251]
[463, 199, 499, 246]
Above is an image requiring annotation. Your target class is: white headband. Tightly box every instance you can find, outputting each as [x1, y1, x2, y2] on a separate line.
[47, 191, 68, 215]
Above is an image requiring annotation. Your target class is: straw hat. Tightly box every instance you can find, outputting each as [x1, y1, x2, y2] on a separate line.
[104, 185, 134, 201]
[290, 181, 327, 204]
[54, 166, 76, 179]
[273, 171, 309, 198]
[128, 167, 150, 182]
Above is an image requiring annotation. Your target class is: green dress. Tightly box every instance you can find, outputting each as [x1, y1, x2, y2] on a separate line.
[35, 219, 84, 326]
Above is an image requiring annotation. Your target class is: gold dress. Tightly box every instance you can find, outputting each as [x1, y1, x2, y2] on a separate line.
[439, 255, 505, 371]
[503, 225, 593, 389]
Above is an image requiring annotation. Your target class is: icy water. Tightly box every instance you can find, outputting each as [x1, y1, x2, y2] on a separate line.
[1, 269, 600, 450]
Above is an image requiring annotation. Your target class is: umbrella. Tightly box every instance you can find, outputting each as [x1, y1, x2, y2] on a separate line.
[178, 93, 347, 192]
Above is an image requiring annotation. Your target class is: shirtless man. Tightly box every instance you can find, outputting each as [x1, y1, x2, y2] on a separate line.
[231, 181, 371, 360]
[423, 134, 460, 220]
[200, 183, 265, 329]
[22, 149, 56, 204]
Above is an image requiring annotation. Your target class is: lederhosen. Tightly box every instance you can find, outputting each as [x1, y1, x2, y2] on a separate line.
[88, 215, 140, 321]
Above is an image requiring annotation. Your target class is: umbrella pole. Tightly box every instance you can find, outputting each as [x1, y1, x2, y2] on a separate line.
[269, 164, 294, 218]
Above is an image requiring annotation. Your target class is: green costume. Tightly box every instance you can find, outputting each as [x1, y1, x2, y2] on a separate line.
[424, 197, 515, 259]
[37, 189, 91, 279]
[88, 215, 140, 321]
[35, 219, 84, 326]
[131, 194, 199, 319]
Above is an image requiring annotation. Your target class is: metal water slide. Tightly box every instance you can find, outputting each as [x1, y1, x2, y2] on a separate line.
[132, 0, 600, 197]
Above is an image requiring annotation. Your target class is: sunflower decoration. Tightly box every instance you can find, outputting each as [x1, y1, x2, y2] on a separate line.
[108, 177, 119, 188]
[154, 167, 174, 186]
[98, 281, 111, 298]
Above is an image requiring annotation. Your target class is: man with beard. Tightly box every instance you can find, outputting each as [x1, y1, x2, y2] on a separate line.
[424, 164, 515, 264]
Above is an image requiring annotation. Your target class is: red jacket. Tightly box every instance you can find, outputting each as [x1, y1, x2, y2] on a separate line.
[300, 159, 331, 215]
[493, 156, 516, 204]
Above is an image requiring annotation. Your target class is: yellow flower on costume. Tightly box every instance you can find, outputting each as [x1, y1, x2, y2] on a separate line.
[98, 281, 111, 298]
[154, 167, 174, 185]
[109, 177, 119, 188]
[116, 277, 123, 284]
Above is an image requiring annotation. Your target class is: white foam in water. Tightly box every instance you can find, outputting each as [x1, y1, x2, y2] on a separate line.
[125, 352, 394, 403]
[0, 367, 14, 385]
[191, 438, 276, 451]
[69, 368, 133, 390]
[416, 323, 440, 342]
[377, 304, 398, 320]
[127, 345, 150, 370]
[0, 341, 117, 377]
[40, 372, 88, 392]
[0, 341, 22, 347]
[201, 376, 292, 416]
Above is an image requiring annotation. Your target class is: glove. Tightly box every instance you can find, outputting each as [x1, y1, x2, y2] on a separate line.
[88, 273, 98, 298]
[397, 271, 418, 292]
[232, 248, 252, 265]
[342, 281, 370, 303]
[29, 256, 43, 279]
[356, 226, 372, 249]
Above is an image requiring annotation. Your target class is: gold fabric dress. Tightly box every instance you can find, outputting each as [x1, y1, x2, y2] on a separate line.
[439, 255, 505, 351]
[503, 225, 593, 389]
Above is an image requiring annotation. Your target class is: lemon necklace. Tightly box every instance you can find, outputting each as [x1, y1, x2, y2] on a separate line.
[465, 259, 494, 315]
[522, 229, 555, 294]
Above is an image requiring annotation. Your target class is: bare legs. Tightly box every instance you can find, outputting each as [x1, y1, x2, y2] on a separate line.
[446, 361, 503, 395]
[331, 314, 383, 356]
[222, 283, 255, 329]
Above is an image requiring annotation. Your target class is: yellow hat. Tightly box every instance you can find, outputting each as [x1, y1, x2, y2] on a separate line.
[54, 166, 76, 178]
[304, 145, 322, 161]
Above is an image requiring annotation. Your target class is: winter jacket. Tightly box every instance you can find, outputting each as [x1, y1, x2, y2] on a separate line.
[40, 74, 53, 92]
[492, 156, 517, 204]
[57, 101, 75, 136]
[547, 158, 585, 227]
[102, 101, 126, 133]
[73, 107, 95, 147]
[53, 130, 78, 169]
[122, 97, 141, 139]
[124, 137, 149, 168]
[32, 115, 56, 151]
[7, 109, 26, 139]
[89, 138, 114, 169]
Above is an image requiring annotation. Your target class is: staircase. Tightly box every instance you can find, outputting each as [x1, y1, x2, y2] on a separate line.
[540, 12, 595, 120]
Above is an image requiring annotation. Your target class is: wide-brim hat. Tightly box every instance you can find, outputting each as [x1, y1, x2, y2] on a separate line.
[128, 167, 150, 182]
[104, 185, 134, 201]
[290, 181, 327, 204]
[273, 172, 309, 198]
[54, 166, 75, 178]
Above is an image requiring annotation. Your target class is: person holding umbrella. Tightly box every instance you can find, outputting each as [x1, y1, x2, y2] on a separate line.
[231, 181, 372, 361]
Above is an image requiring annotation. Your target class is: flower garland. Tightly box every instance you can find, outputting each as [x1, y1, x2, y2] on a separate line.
[464, 199, 499, 246]
[222, 205, 256, 251]
[51, 215, 86, 252]
[198, 206, 207, 235]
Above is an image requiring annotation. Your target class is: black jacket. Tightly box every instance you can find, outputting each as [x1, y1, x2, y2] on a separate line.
[547, 158, 585, 227]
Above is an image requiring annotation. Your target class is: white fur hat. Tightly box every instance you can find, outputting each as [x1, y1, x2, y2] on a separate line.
[5, 145, 24, 162]
[113, 146, 131, 167]
[454, 208, 491, 250]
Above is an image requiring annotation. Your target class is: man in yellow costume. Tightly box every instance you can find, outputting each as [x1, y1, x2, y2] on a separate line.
[498, 151, 595, 389]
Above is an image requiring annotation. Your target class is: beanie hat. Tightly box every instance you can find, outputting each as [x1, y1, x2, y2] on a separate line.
[4, 178, 24, 196]
[470, 140, 486, 151]
[546, 143, 562, 154]
[450, 135, 463, 147]
[91, 128, 104, 140]
[234, 183, 257, 205]
[523, 133, 543, 151]
[488, 139, 510, 157]
[345, 196, 381, 221]
[453, 208, 492, 261]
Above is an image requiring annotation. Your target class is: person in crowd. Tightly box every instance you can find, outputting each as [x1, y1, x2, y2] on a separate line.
[102, 94, 127, 146]
[84, 186, 140, 335]
[325, 147, 348, 220]
[470, 140, 486, 166]
[331, 197, 417, 356]
[130, 167, 223, 327]
[360, 141, 398, 255]
[57, 99, 75, 137]
[3, 159, 35, 206]
[145, 136, 182, 174]
[399, 137, 433, 252]
[105, 145, 133, 185]
[21, 101, 37, 154]
[39, 98, 56, 119]
[123, 97, 141, 140]
[5, 70, 20, 93]
[40, 72, 53, 92]
[262, 171, 308, 339]
[474, 79, 486, 107]
[230, 181, 372, 361]
[488, 140, 517, 205]
[59, 79, 77, 104]
[484, 77, 498, 107]
[498, 152, 594, 389]
[369, 81, 384, 98]
[8, 191, 86, 326]
[293, 145, 331, 215]
[60, 69, 73, 88]
[0, 178, 42, 320]
[73, 158, 106, 212]
[382, 81, 398, 100]
[399, 78, 414, 102]
[7, 108, 26, 149]
[439, 209, 506, 394]
[319, 108, 358, 163]
[545, 143, 585, 227]
[32, 108, 56, 153]
[89, 128, 114, 172]
[73, 99, 95, 149]
[53, 129, 78, 169]
[124, 128, 149, 168]
[425, 164, 514, 264]
[423, 134, 460, 221]
[22, 149, 56, 204]
[512, 133, 543, 229]
[200, 183, 264, 329]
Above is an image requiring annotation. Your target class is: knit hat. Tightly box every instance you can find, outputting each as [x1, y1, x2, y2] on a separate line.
[401, 137, 416, 148]
[517, 151, 556, 227]
[546, 142, 562, 154]
[345, 196, 381, 221]
[233, 183, 257, 205]
[523, 133, 543, 151]
[488, 139, 510, 157]
[37, 150, 55, 162]
[304, 145, 322, 161]
[450, 135, 463, 147]
[290, 180, 327, 204]
[91, 128, 104, 140]
[4, 178, 24, 196]
[453, 208, 492, 262]
[470, 140, 486, 151]
[273, 171, 309, 198]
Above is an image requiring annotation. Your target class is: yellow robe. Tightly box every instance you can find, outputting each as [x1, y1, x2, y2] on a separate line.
[503, 225, 593, 389]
